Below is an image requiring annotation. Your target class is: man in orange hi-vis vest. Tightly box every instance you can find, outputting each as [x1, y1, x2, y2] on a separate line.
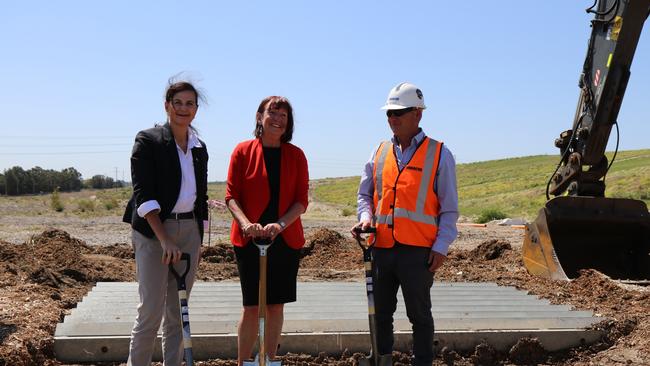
[352, 82, 459, 366]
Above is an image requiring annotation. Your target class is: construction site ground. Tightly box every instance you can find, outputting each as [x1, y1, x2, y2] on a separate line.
[1, 215, 649, 366]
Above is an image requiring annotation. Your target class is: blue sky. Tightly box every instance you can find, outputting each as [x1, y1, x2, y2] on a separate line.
[2, 1, 648, 182]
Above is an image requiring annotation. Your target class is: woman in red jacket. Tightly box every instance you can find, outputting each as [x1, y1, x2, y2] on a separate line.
[225, 96, 309, 365]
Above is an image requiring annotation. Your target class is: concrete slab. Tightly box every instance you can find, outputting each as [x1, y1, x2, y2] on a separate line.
[54, 282, 604, 363]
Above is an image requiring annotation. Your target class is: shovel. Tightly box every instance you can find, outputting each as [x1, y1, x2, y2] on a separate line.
[353, 227, 393, 366]
[169, 252, 194, 366]
[243, 238, 282, 366]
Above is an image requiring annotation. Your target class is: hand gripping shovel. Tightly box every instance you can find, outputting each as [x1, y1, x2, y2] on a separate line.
[169, 252, 194, 366]
[243, 238, 281, 366]
[353, 227, 393, 366]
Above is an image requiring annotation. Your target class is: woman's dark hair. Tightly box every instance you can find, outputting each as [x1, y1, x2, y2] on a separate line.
[255, 96, 294, 143]
[165, 80, 206, 105]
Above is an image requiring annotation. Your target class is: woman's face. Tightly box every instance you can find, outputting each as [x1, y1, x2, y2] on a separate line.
[258, 105, 288, 141]
[165, 90, 198, 127]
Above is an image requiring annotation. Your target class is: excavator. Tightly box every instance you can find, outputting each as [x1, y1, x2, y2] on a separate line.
[523, 0, 650, 282]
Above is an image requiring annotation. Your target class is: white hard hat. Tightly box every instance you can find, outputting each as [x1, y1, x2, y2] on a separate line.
[381, 82, 426, 110]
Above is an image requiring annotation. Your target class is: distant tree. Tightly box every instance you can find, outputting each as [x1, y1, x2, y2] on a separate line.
[90, 175, 115, 189]
[4, 166, 26, 195]
[0, 172, 5, 195]
[26, 166, 55, 193]
[60, 167, 83, 192]
[1, 166, 83, 196]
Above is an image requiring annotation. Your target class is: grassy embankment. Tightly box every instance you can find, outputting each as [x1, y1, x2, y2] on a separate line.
[3, 150, 647, 222]
[310, 149, 650, 221]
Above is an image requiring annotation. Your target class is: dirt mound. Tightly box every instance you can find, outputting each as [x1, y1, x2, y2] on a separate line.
[92, 243, 134, 259]
[300, 228, 362, 271]
[469, 239, 512, 260]
[30, 228, 87, 247]
[300, 227, 346, 256]
[440, 346, 460, 365]
[509, 337, 546, 365]
[1, 228, 133, 288]
[201, 244, 236, 263]
[197, 243, 239, 281]
[0, 229, 136, 365]
[471, 341, 499, 365]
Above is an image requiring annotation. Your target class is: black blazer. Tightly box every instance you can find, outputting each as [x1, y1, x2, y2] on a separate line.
[122, 123, 209, 239]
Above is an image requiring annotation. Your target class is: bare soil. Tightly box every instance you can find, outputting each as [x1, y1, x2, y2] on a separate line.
[1, 221, 649, 366]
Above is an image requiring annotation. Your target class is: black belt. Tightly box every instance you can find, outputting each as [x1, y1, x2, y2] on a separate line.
[169, 211, 194, 220]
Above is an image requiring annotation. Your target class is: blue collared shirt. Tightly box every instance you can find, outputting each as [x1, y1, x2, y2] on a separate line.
[357, 129, 459, 255]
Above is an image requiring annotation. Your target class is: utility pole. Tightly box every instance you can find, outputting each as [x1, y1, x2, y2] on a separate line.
[115, 167, 118, 189]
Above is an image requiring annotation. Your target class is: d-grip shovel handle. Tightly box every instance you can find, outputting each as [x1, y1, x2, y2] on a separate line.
[169, 253, 191, 290]
[252, 237, 273, 246]
[353, 226, 377, 249]
[252, 237, 274, 256]
[353, 226, 377, 261]
[353, 226, 377, 234]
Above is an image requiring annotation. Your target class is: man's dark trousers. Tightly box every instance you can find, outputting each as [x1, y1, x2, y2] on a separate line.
[373, 243, 435, 366]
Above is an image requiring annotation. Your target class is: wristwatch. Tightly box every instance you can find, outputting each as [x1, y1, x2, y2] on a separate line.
[278, 220, 287, 231]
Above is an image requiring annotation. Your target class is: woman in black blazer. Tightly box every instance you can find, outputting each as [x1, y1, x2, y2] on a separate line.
[122, 80, 208, 366]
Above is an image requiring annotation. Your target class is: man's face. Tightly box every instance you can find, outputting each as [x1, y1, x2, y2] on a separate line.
[387, 108, 421, 137]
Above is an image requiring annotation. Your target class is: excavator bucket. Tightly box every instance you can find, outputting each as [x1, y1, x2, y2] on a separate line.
[523, 196, 650, 281]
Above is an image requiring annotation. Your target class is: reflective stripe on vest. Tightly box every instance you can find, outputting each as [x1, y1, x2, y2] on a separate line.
[371, 138, 443, 248]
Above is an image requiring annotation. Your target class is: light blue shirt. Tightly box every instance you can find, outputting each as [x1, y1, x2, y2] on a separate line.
[357, 129, 459, 255]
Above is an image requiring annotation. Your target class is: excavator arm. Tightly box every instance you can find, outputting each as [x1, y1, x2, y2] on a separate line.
[523, 0, 650, 281]
[551, 0, 650, 197]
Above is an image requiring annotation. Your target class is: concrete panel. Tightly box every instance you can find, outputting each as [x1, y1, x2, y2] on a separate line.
[54, 281, 604, 363]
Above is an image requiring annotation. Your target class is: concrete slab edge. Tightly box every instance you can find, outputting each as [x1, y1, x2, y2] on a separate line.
[54, 329, 603, 363]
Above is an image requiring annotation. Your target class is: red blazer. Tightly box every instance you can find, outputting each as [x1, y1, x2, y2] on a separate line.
[225, 138, 309, 249]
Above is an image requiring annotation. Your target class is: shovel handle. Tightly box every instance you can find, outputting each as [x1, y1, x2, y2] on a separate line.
[353, 226, 377, 255]
[251, 237, 273, 365]
[169, 253, 191, 290]
[169, 252, 194, 365]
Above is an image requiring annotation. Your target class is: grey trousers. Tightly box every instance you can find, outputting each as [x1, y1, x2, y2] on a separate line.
[127, 218, 201, 366]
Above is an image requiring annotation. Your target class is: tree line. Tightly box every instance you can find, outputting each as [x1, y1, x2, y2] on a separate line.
[0, 166, 127, 196]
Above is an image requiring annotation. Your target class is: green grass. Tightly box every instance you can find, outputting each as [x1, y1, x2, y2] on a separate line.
[476, 208, 508, 224]
[311, 177, 359, 206]
[311, 149, 650, 221]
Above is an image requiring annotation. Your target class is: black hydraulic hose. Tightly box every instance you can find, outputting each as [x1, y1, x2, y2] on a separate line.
[602, 121, 620, 185]
[606, 0, 620, 23]
[585, 0, 598, 12]
[586, 0, 618, 16]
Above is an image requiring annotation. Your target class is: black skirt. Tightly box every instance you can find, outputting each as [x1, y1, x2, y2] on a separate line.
[234, 236, 300, 306]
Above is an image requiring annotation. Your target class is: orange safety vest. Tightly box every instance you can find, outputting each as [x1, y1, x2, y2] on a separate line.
[370, 137, 443, 248]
